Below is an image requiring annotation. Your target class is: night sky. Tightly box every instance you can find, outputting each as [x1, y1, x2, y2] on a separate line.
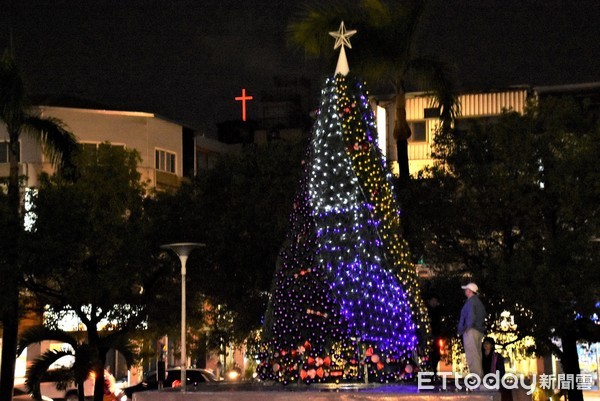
[1, 1, 599, 136]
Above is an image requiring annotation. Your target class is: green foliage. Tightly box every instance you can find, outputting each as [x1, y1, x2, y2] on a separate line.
[288, 0, 424, 85]
[17, 326, 78, 354]
[402, 97, 600, 361]
[197, 141, 305, 341]
[25, 351, 77, 393]
[21, 144, 146, 401]
[148, 140, 306, 346]
[24, 143, 148, 327]
[0, 49, 78, 401]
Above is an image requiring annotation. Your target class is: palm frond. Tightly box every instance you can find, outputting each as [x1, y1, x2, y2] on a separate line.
[98, 331, 138, 368]
[25, 349, 74, 393]
[407, 56, 461, 129]
[287, 1, 356, 57]
[400, 0, 428, 60]
[18, 325, 78, 356]
[22, 116, 79, 169]
[361, 0, 393, 27]
[286, 0, 426, 88]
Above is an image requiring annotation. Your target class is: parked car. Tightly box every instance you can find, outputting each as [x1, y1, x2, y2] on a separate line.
[123, 368, 217, 399]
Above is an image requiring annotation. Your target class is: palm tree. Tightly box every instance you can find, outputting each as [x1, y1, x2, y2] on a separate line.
[17, 327, 92, 401]
[0, 50, 78, 401]
[17, 326, 135, 401]
[288, 0, 460, 184]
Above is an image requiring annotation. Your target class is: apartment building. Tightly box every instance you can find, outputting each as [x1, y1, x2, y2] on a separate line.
[373, 87, 529, 176]
[0, 98, 232, 193]
[375, 82, 600, 176]
[0, 99, 232, 384]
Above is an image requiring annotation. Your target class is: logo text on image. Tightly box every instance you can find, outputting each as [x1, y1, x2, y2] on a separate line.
[417, 371, 534, 394]
[418, 372, 595, 394]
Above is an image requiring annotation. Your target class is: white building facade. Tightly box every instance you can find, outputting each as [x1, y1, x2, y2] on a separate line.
[0, 102, 232, 385]
[0, 105, 194, 191]
[374, 87, 530, 176]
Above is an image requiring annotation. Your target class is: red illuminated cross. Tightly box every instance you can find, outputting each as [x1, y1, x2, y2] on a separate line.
[235, 88, 253, 121]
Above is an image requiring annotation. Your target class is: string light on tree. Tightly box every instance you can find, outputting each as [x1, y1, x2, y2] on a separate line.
[258, 22, 429, 384]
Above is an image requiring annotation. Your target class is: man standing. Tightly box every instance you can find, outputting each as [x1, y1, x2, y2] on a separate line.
[458, 282, 486, 379]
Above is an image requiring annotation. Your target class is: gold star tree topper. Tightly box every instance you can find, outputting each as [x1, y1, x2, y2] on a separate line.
[329, 21, 357, 76]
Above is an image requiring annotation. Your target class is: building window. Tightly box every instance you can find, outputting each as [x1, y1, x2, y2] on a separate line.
[81, 142, 98, 159]
[155, 149, 176, 174]
[196, 149, 217, 171]
[81, 142, 125, 150]
[454, 117, 499, 135]
[81, 142, 125, 162]
[408, 121, 427, 142]
[0, 141, 20, 163]
[424, 107, 440, 119]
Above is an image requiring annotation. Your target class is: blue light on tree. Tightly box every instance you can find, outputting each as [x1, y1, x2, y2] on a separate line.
[258, 73, 428, 384]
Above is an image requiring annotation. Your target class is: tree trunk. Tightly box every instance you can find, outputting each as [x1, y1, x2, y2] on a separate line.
[32, 382, 42, 401]
[396, 138, 410, 186]
[77, 378, 85, 401]
[0, 131, 23, 401]
[561, 334, 583, 401]
[88, 328, 106, 401]
[196, 333, 207, 369]
[93, 362, 105, 401]
[0, 293, 19, 401]
[393, 92, 411, 185]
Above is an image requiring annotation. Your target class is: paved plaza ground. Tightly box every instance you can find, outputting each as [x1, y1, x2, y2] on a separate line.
[129, 383, 600, 401]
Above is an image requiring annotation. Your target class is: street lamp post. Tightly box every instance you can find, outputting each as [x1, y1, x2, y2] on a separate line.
[161, 242, 205, 393]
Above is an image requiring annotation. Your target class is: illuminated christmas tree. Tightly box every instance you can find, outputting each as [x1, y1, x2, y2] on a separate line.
[258, 22, 428, 384]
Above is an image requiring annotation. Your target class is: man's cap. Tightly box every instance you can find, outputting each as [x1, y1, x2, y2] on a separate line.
[461, 282, 479, 293]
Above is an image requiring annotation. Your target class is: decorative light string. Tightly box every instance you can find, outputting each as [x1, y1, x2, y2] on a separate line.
[258, 74, 428, 384]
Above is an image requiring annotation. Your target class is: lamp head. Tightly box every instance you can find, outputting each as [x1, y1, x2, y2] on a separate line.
[161, 242, 205, 258]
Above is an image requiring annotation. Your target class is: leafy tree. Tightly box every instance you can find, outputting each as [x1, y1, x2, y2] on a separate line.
[197, 141, 306, 343]
[403, 97, 600, 401]
[287, 0, 459, 183]
[0, 50, 78, 401]
[137, 184, 209, 370]
[22, 144, 147, 401]
[147, 140, 305, 355]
